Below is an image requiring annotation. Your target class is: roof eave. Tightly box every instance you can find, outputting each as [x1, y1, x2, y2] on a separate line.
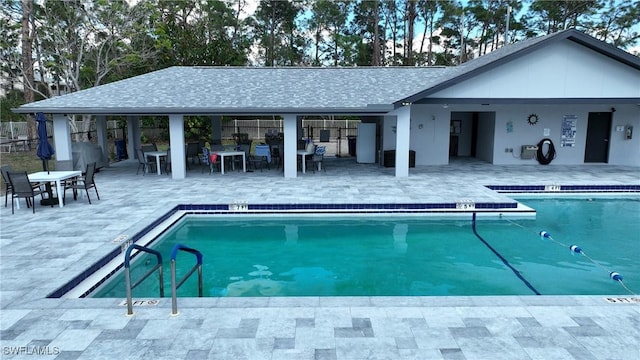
[12, 104, 395, 116]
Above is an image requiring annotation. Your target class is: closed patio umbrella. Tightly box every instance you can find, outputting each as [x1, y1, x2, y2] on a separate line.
[36, 112, 55, 173]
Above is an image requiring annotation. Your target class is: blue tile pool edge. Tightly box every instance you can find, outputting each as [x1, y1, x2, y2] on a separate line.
[47, 202, 526, 299]
[47, 187, 638, 299]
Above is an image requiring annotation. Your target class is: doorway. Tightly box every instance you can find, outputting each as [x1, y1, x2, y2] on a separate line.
[584, 112, 611, 163]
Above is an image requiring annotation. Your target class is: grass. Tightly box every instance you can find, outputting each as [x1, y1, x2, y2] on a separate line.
[0, 150, 56, 194]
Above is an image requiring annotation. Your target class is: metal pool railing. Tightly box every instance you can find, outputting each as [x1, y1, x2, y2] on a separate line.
[124, 244, 164, 316]
[170, 243, 203, 316]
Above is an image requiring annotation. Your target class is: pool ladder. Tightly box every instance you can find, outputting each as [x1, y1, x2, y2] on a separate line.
[170, 243, 203, 315]
[124, 244, 164, 316]
[123, 243, 203, 316]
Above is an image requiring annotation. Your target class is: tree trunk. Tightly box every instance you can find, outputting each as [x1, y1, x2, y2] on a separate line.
[21, 0, 37, 141]
[373, 1, 380, 66]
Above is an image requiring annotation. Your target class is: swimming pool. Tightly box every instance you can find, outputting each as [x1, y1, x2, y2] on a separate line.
[91, 198, 639, 298]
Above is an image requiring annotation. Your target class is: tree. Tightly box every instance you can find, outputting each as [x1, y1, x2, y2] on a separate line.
[29, 0, 160, 140]
[527, 0, 598, 34]
[252, 0, 304, 66]
[591, 0, 640, 51]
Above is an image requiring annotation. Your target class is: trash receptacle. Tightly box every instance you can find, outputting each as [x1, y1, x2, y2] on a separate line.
[115, 139, 128, 160]
[347, 136, 356, 156]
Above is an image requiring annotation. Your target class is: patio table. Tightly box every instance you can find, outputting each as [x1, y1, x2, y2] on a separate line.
[297, 150, 314, 174]
[214, 151, 246, 174]
[27, 170, 82, 208]
[144, 151, 166, 175]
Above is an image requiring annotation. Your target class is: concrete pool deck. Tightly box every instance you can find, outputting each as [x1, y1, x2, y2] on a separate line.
[0, 157, 638, 359]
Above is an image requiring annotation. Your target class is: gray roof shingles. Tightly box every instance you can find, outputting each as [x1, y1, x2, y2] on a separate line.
[16, 66, 455, 115]
[14, 29, 638, 115]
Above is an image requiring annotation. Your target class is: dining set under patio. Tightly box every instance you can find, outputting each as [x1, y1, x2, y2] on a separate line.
[134, 139, 326, 176]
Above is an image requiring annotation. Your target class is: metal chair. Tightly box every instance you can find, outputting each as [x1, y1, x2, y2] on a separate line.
[163, 148, 172, 175]
[64, 162, 100, 204]
[7, 171, 47, 214]
[136, 148, 156, 175]
[185, 142, 200, 170]
[1, 165, 14, 207]
[249, 144, 271, 171]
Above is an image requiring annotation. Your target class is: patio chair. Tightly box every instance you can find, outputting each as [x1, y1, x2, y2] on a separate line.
[1, 165, 13, 207]
[311, 146, 326, 173]
[249, 144, 271, 172]
[185, 142, 200, 170]
[63, 162, 100, 204]
[236, 144, 251, 171]
[136, 148, 156, 175]
[2, 165, 43, 207]
[7, 171, 47, 214]
[200, 147, 214, 174]
[163, 148, 171, 174]
[269, 143, 282, 168]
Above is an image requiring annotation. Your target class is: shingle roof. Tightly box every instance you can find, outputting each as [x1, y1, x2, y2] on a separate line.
[15, 66, 455, 115]
[14, 29, 639, 115]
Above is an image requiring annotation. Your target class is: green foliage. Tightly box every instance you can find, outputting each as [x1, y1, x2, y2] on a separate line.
[0, 90, 26, 122]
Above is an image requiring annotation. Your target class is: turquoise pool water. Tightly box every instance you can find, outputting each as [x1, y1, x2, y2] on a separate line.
[93, 198, 640, 297]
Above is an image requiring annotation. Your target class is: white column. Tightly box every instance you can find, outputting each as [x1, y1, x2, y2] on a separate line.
[52, 114, 72, 170]
[395, 105, 411, 177]
[283, 114, 298, 178]
[127, 116, 140, 160]
[169, 114, 186, 179]
[95, 115, 109, 163]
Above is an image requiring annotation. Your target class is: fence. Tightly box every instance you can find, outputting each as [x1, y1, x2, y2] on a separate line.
[1, 118, 363, 157]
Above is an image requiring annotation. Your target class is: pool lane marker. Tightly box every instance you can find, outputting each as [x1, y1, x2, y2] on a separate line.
[471, 213, 541, 295]
[539, 231, 637, 296]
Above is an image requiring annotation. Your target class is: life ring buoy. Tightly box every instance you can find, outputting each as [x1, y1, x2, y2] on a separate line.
[536, 138, 555, 165]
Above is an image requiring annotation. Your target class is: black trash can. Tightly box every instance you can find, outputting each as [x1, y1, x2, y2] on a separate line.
[115, 139, 128, 160]
[347, 136, 356, 156]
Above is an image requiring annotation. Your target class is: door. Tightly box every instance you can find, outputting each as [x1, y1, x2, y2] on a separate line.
[356, 123, 376, 163]
[584, 112, 611, 163]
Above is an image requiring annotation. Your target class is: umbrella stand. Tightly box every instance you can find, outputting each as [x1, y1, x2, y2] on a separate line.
[36, 113, 58, 206]
[40, 158, 58, 206]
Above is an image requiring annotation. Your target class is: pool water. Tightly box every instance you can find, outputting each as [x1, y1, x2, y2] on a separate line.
[93, 198, 640, 297]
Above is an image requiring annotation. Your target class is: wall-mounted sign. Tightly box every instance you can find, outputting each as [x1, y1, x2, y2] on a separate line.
[561, 115, 577, 147]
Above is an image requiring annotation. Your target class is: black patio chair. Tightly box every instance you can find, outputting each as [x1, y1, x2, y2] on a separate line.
[7, 171, 47, 214]
[136, 148, 156, 175]
[63, 162, 100, 204]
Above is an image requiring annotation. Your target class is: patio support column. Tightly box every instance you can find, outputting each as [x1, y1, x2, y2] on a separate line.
[395, 105, 411, 177]
[210, 116, 222, 144]
[95, 115, 109, 163]
[52, 113, 73, 170]
[283, 114, 297, 178]
[127, 116, 140, 160]
[169, 114, 186, 179]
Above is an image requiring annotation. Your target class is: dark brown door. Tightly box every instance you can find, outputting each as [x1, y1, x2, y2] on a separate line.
[584, 112, 611, 163]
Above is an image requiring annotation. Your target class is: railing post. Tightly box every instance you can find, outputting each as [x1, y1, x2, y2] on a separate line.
[171, 259, 178, 315]
[170, 243, 203, 316]
[123, 244, 164, 316]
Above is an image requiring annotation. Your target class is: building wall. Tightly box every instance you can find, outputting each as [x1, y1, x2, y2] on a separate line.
[404, 103, 639, 166]
[433, 41, 640, 99]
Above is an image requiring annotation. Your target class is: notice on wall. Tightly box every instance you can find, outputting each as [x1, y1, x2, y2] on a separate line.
[561, 115, 577, 147]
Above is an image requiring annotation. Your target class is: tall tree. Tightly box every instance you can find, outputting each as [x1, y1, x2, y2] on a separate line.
[252, 0, 304, 66]
[591, 0, 640, 51]
[527, 0, 598, 34]
[21, 0, 36, 140]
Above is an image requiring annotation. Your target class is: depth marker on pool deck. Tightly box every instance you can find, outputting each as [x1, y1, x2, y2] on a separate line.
[471, 213, 541, 295]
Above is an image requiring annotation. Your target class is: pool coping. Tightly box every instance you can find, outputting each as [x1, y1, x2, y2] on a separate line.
[51, 188, 640, 300]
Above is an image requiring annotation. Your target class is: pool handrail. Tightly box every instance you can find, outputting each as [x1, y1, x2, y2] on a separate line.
[170, 243, 203, 315]
[124, 244, 164, 316]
